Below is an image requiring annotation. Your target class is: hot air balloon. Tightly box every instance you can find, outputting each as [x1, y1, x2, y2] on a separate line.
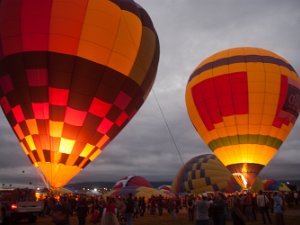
[171, 154, 241, 194]
[0, 0, 159, 189]
[263, 179, 291, 192]
[112, 175, 153, 189]
[186, 47, 299, 190]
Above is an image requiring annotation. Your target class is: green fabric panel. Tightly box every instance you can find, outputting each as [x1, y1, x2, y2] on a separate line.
[208, 134, 282, 151]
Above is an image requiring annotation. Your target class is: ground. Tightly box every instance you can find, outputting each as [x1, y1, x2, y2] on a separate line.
[11, 207, 300, 225]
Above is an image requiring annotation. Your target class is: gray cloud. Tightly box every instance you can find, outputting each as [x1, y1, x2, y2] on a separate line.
[0, 0, 300, 187]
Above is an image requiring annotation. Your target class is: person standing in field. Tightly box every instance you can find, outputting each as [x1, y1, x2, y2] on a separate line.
[194, 194, 211, 225]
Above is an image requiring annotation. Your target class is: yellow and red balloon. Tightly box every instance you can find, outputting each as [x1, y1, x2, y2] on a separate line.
[0, 0, 159, 188]
[186, 47, 299, 189]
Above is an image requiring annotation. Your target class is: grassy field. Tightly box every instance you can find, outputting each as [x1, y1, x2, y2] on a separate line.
[15, 207, 300, 225]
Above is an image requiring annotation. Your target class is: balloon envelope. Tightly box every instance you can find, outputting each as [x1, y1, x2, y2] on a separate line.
[186, 47, 299, 189]
[0, 0, 159, 188]
[112, 175, 153, 189]
[171, 154, 241, 194]
[263, 179, 291, 192]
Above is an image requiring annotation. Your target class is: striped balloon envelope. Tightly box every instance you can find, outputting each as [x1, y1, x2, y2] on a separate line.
[0, 0, 159, 188]
[186, 47, 299, 190]
[171, 154, 241, 194]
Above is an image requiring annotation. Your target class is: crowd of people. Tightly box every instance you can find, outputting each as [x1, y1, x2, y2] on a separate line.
[41, 189, 299, 225]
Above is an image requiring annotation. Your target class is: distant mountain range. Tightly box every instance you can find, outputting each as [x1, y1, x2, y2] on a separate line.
[66, 179, 300, 191]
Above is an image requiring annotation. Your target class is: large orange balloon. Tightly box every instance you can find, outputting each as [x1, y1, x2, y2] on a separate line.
[0, 0, 159, 188]
[186, 47, 299, 189]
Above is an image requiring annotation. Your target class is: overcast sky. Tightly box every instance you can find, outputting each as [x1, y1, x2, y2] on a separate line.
[0, 0, 300, 187]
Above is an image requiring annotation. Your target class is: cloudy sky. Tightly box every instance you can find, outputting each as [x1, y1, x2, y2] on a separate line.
[0, 0, 300, 187]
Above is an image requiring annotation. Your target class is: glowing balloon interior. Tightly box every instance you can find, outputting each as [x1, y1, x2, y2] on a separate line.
[186, 47, 299, 189]
[0, 0, 159, 188]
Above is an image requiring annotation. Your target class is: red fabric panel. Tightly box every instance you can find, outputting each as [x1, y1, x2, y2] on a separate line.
[192, 84, 214, 130]
[49, 87, 69, 106]
[64, 107, 87, 126]
[229, 72, 248, 114]
[0, 96, 11, 114]
[89, 98, 112, 118]
[97, 118, 113, 134]
[114, 91, 132, 110]
[192, 72, 248, 131]
[0, 1, 23, 56]
[26, 69, 48, 86]
[12, 105, 25, 123]
[21, 0, 52, 52]
[0, 74, 14, 94]
[115, 112, 129, 126]
[32, 103, 49, 119]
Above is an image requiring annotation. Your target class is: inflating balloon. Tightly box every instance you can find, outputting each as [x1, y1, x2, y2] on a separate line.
[172, 154, 241, 194]
[186, 47, 299, 189]
[0, 0, 159, 188]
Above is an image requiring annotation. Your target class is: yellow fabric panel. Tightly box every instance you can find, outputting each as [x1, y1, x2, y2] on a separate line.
[249, 103, 264, 114]
[96, 135, 109, 148]
[249, 93, 265, 104]
[49, 120, 64, 137]
[52, 151, 62, 164]
[215, 127, 228, 138]
[269, 127, 281, 139]
[266, 82, 280, 94]
[49, 0, 87, 55]
[228, 63, 247, 73]
[26, 119, 39, 135]
[128, 27, 156, 85]
[212, 65, 229, 77]
[264, 63, 281, 73]
[266, 72, 281, 85]
[192, 178, 208, 188]
[214, 144, 277, 166]
[20, 142, 29, 155]
[107, 10, 142, 76]
[214, 122, 224, 129]
[248, 125, 261, 135]
[59, 138, 75, 154]
[247, 71, 266, 82]
[90, 148, 102, 161]
[246, 62, 265, 72]
[223, 116, 236, 127]
[237, 125, 249, 135]
[279, 66, 292, 78]
[249, 114, 262, 126]
[25, 135, 36, 151]
[290, 71, 299, 79]
[225, 126, 238, 136]
[236, 115, 248, 125]
[248, 83, 265, 94]
[261, 115, 274, 125]
[37, 162, 81, 188]
[263, 95, 278, 115]
[80, 143, 95, 157]
[228, 48, 246, 56]
[77, 0, 119, 69]
[259, 125, 272, 136]
[184, 182, 190, 192]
